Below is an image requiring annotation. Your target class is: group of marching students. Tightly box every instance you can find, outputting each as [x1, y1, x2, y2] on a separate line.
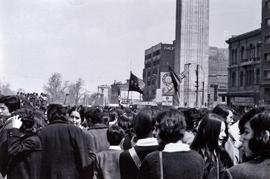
[0, 94, 270, 179]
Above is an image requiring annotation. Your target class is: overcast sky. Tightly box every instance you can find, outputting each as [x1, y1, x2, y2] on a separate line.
[0, 0, 261, 93]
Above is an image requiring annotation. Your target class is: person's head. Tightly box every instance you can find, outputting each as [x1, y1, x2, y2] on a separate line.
[212, 104, 234, 125]
[69, 110, 82, 126]
[84, 107, 103, 126]
[191, 113, 228, 152]
[47, 104, 67, 122]
[180, 108, 205, 132]
[156, 109, 186, 144]
[0, 96, 20, 119]
[239, 109, 270, 160]
[133, 108, 157, 139]
[107, 125, 125, 146]
[14, 107, 35, 131]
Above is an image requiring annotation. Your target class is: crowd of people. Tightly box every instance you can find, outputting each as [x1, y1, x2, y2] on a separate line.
[0, 94, 269, 179]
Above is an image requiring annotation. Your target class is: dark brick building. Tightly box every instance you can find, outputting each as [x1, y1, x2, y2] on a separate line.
[143, 42, 175, 101]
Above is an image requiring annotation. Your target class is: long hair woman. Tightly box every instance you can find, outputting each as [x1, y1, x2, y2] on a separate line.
[191, 113, 233, 179]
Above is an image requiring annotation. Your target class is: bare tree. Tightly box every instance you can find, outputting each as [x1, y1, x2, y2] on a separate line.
[43, 73, 67, 104]
[0, 81, 15, 95]
[67, 78, 83, 105]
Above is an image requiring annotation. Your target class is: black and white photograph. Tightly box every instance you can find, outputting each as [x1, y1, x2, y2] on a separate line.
[0, 0, 269, 179]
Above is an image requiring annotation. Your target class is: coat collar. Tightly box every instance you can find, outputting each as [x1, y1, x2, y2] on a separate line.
[49, 120, 68, 125]
[135, 137, 159, 147]
[163, 140, 190, 152]
[109, 145, 122, 151]
[88, 123, 108, 130]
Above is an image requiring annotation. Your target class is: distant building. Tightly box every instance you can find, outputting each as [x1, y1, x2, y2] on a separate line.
[226, 29, 262, 106]
[208, 47, 229, 107]
[110, 80, 141, 105]
[261, 0, 270, 105]
[174, 0, 209, 107]
[97, 85, 111, 106]
[143, 42, 175, 101]
[225, 0, 270, 106]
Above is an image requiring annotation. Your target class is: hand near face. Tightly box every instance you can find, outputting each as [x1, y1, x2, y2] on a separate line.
[8, 115, 22, 129]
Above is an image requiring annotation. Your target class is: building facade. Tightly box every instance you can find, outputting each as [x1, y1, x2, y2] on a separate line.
[174, 0, 209, 107]
[226, 29, 262, 106]
[208, 47, 229, 107]
[143, 43, 175, 101]
[261, 0, 270, 105]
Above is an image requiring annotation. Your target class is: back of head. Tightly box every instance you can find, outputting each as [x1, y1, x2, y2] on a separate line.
[47, 104, 67, 122]
[0, 95, 20, 113]
[133, 108, 157, 139]
[157, 109, 186, 144]
[107, 125, 125, 145]
[212, 104, 230, 119]
[84, 107, 103, 125]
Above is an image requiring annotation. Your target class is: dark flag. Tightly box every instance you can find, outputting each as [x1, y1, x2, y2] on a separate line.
[129, 72, 145, 94]
[168, 66, 181, 93]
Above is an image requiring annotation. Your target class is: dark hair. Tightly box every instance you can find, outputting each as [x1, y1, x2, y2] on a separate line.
[239, 107, 265, 134]
[68, 106, 83, 123]
[212, 104, 230, 119]
[245, 111, 270, 159]
[47, 104, 67, 122]
[14, 107, 35, 130]
[191, 113, 227, 152]
[133, 109, 158, 139]
[107, 125, 125, 145]
[84, 107, 103, 125]
[157, 109, 186, 144]
[0, 95, 20, 113]
[180, 108, 205, 131]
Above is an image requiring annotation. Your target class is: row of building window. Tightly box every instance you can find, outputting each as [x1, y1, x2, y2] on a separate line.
[230, 44, 261, 65]
[231, 69, 260, 87]
[145, 50, 161, 60]
[145, 60, 160, 67]
[266, 0, 270, 10]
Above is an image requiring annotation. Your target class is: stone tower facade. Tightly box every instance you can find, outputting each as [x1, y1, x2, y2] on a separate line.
[174, 0, 209, 107]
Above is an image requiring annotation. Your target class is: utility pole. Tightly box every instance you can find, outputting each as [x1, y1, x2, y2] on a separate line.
[195, 64, 199, 107]
[202, 81, 204, 106]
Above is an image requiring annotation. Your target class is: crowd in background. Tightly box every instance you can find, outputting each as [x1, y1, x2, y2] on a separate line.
[0, 93, 269, 179]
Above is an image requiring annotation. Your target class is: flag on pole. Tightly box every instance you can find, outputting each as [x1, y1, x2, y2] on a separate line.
[129, 72, 145, 94]
[168, 66, 181, 93]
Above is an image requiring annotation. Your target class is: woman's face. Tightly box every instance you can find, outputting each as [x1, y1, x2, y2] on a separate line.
[70, 111, 81, 126]
[240, 121, 254, 158]
[218, 122, 226, 146]
[226, 110, 234, 126]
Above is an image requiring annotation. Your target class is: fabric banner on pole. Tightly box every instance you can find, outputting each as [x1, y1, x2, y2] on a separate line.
[129, 72, 145, 94]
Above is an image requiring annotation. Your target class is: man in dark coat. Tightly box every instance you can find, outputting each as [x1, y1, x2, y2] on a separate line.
[6, 107, 42, 179]
[120, 109, 159, 179]
[84, 107, 110, 153]
[38, 104, 95, 179]
[0, 95, 21, 178]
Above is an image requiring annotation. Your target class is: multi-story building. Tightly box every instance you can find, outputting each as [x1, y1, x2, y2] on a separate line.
[261, 0, 270, 104]
[174, 0, 209, 107]
[208, 47, 229, 107]
[226, 29, 262, 106]
[225, 0, 270, 106]
[143, 43, 175, 101]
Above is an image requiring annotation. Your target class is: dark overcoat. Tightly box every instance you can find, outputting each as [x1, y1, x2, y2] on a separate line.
[6, 128, 42, 179]
[38, 120, 94, 179]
